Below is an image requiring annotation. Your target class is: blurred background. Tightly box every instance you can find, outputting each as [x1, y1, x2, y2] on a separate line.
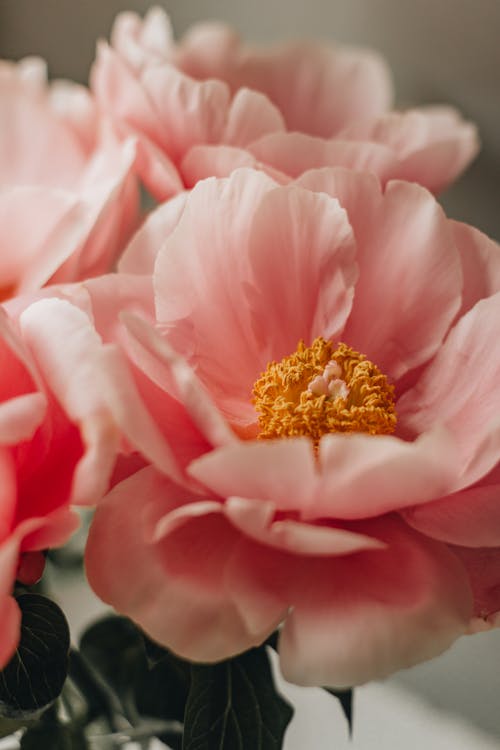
[1, 1, 500, 747]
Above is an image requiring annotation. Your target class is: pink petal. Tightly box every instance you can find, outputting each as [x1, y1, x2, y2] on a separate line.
[155, 169, 357, 424]
[111, 8, 173, 72]
[131, 131, 184, 201]
[188, 438, 318, 513]
[142, 64, 230, 162]
[19, 299, 122, 504]
[222, 88, 285, 147]
[119, 193, 188, 274]
[222, 496, 385, 555]
[452, 546, 500, 627]
[0, 537, 21, 668]
[86, 467, 283, 661]
[298, 170, 463, 380]
[452, 220, 500, 319]
[249, 131, 397, 180]
[398, 291, 500, 488]
[403, 483, 500, 547]
[180, 144, 260, 186]
[0, 393, 47, 445]
[278, 517, 471, 687]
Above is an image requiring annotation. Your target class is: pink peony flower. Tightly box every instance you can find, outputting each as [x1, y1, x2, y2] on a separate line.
[0, 58, 139, 303]
[91, 7, 478, 198]
[0, 299, 118, 667]
[84, 167, 500, 687]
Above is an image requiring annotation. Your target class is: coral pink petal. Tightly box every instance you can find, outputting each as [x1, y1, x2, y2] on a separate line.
[142, 65, 230, 162]
[452, 220, 500, 319]
[223, 88, 285, 147]
[222, 496, 385, 555]
[278, 517, 471, 687]
[403, 483, 500, 547]
[398, 291, 500, 488]
[19, 299, 121, 504]
[0, 449, 16, 540]
[299, 170, 462, 379]
[249, 132, 397, 180]
[0, 537, 22, 667]
[16, 507, 80, 551]
[452, 546, 500, 626]
[119, 193, 188, 274]
[0, 595, 21, 668]
[86, 467, 283, 661]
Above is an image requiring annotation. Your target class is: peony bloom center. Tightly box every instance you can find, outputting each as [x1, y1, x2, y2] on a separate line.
[253, 337, 396, 442]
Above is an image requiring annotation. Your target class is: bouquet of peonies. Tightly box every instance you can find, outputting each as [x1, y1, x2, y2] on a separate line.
[0, 6, 498, 748]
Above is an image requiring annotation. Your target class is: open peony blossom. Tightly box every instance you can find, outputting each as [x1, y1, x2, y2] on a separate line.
[83, 167, 500, 687]
[0, 300, 122, 668]
[91, 7, 478, 198]
[0, 57, 139, 302]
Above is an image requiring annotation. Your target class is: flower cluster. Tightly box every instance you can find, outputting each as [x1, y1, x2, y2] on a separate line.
[1, 6, 499, 701]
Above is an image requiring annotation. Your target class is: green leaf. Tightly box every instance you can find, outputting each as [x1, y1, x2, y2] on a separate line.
[183, 646, 293, 750]
[324, 688, 353, 734]
[20, 724, 88, 750]
[0, 594, 70, 719]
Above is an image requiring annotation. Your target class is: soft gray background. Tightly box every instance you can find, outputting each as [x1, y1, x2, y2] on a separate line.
[1, 1, 500, 745]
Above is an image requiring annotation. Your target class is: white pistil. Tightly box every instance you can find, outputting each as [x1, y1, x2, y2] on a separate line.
[308, 359, 350, 400]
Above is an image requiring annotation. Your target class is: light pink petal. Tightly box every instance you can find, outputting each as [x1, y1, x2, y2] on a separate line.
[398, 291, 500, 488]
[227, 42, 393, 138]
[119, 192, 188, 275]
[278, 518, 471, 687]
[339, 107, 479, 192]
[298, 170, 463, 379]
[15, 507, 80, 551]
[156, 169, 357, 424]
[222, 88, 285, 147]
[452, 220, 500, 319]
[86, 467, 283, 661]
[180, 144, 259, 186]
[403, 483, 500, 547]
[0, 68, 86, 188]
[48, 80, 98, 154]
[175, 21, 242, 81]
[222, 496, 384, 555]
[123, 313, 235, 449]
[141, 64, 230, 163]
[188, 438, 317, 512]
[0, 393, 46, 445]
[131, 132, 184, 201]
[314, 428, 460, 519]
[111, 7, 173, 72]
[249, 131, 397, 180]
[91, 41, 168, 149]
[0, 188, 90, 292]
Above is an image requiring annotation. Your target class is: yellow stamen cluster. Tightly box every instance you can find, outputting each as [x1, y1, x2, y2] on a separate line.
[253, 337, 396, 443]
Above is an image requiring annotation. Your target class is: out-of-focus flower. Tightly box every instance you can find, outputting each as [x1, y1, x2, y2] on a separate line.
[0, 58, 139, 302]
[84, 167, 500, 687]
[0, 301, 117, 667]
[91, 7, 478, 198]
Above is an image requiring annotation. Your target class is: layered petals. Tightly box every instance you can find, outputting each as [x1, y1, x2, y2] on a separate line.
[0, 59, 139, 297]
